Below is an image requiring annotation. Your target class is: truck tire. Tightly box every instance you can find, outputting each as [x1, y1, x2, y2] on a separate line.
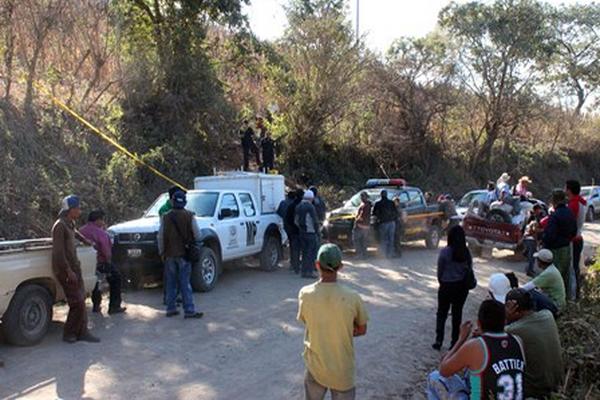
[260, 234, 282, 271]
[191, 247, 220, 292]
[425, 225, 441, 249]
[2, 284, 53, 346]
[469, 243, 483, 257]
[487, 209, 512, 224]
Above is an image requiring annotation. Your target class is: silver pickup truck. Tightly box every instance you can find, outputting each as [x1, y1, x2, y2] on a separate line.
[0, 239, 96, 346]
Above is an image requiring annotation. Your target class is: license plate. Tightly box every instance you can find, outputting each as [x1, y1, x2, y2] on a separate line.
[127, 248, 142, 258]
[338, 234, 348, 240]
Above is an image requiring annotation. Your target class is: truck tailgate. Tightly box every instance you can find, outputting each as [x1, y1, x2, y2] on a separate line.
[463, 216, 522, 246]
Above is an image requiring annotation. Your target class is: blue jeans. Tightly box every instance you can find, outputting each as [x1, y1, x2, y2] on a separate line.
[300, 233, 318, 275]
[426, 371, 469, 400]
[353, 227, 369, 258]
[530, 289, 558, 317]
[524, 238, 537, 274]
[378, 221, 396, 258]
[165, 257, 196, 315]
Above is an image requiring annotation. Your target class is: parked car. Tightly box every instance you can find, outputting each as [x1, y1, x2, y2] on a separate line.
[581, 185, 600, 222]
[323, 179, 448, 250]
[0, 239, 96, 346]
[108, 172, 287, 292]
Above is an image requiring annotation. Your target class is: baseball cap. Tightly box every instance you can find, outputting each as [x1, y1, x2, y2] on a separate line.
[60, 195, 80, 214]
[534, 249, 553, 263]
[172, 190, 187, 209]
[488, 273, 511, 304]
[317, 244, 343, 272]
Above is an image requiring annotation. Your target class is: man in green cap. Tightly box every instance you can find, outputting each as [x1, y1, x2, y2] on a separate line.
[297, 244, 369, 400]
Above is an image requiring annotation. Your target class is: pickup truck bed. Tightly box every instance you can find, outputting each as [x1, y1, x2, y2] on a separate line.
[463, 215, 523, 251]
[0, 239, 96, 346]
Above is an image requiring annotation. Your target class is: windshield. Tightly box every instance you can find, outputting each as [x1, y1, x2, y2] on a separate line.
[144, 192, 219, 218]
[344, 189, 400, 208]
[458, 191, 486, 207]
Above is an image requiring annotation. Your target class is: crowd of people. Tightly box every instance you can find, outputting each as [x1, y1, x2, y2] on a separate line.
[426, 178, 588, 399]
[45, 175, 591, 399]
[277, 187, 328, 279]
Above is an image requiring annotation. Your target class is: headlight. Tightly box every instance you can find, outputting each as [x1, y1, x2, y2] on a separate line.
[107, 230, 116, 245]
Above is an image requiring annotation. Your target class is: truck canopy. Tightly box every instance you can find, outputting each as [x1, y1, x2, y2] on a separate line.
[194, 172, 285, 215]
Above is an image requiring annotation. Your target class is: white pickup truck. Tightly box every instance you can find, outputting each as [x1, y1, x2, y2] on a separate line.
[0, 239, 96, 346]
[108, 172, 287, 292]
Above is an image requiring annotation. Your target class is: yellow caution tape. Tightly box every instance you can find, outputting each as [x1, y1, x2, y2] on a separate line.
[31, 81, 188, 190]
[329, 211, 445, 222]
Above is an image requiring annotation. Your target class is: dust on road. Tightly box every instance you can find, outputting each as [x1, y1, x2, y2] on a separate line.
[1, 223, 598, 400]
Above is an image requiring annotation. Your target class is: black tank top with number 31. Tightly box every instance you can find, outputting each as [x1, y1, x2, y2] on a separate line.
[469, 333, 525, 400]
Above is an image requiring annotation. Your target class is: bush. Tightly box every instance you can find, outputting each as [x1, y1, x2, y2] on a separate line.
[552, 255, 600, 399]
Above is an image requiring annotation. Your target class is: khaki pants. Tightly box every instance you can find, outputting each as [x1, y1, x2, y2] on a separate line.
[304, 370, 355, 400]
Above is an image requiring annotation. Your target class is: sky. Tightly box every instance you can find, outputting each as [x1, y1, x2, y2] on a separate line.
[244, 0, 586, 54]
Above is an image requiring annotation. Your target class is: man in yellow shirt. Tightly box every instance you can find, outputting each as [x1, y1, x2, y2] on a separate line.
[297, 244, 369, 400]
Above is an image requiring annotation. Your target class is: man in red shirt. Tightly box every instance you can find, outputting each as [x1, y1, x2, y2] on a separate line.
[565, 180, 587, 299]
[80, 210, 126, 315]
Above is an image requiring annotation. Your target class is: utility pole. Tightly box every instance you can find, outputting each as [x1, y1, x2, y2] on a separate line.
[356, 0, 360, 43]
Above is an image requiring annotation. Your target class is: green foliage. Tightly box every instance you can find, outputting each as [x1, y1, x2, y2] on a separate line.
[553, 269, 600, 398]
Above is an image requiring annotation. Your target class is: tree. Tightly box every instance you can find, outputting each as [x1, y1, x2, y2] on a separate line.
[439, 0, 551, 177]
[377, 34, 456, 171]
[268, 0, 366, 181]
[545, 3, 600, 115]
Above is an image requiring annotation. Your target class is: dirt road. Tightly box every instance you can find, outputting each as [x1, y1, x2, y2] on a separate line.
[1, 223, 598, 400]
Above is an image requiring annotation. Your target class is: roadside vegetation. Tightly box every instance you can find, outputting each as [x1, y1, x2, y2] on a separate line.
[1, 0, 600, 239]
[553, 250, 600, 399]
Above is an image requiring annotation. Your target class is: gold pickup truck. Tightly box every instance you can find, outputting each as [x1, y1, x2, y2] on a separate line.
[0, 239, 96, 346]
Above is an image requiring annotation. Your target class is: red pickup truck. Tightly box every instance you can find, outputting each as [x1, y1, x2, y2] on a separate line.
[463, 215, 523, 255]
[463, 198, 547, 256]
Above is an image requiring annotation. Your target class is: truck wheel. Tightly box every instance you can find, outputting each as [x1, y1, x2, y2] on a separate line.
[425, 225, 441, 249]
[191, 247, 220, 292]
[2, 284, 53, 346]
[260, 234, 282, 271]
[487, 209, 512, 223]
[587, 206, 595, 222]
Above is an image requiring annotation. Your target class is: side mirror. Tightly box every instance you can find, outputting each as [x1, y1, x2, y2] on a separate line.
[219, 208, 234, 219]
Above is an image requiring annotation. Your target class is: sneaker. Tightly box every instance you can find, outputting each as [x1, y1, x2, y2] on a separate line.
[432, 342, 442, 351]
[184, 312, 204, 319]
[166, 310, 180, 317]
[63, 335, 77, 344]
[108, 307, 127, 315]
[78, 333, 101, 343]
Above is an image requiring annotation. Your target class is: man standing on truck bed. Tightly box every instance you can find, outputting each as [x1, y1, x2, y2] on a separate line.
[80, 210, 126, 315]
[52, 195, 100, 343]
[372, 190, 398, 258]
[158, 190, 204, 319]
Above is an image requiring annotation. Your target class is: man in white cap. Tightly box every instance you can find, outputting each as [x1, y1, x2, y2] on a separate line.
[295, 190, 320, 279]
[487, 273, 511, 304]
[51, 195, 100, 343]
[521, 249, 566, 313]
